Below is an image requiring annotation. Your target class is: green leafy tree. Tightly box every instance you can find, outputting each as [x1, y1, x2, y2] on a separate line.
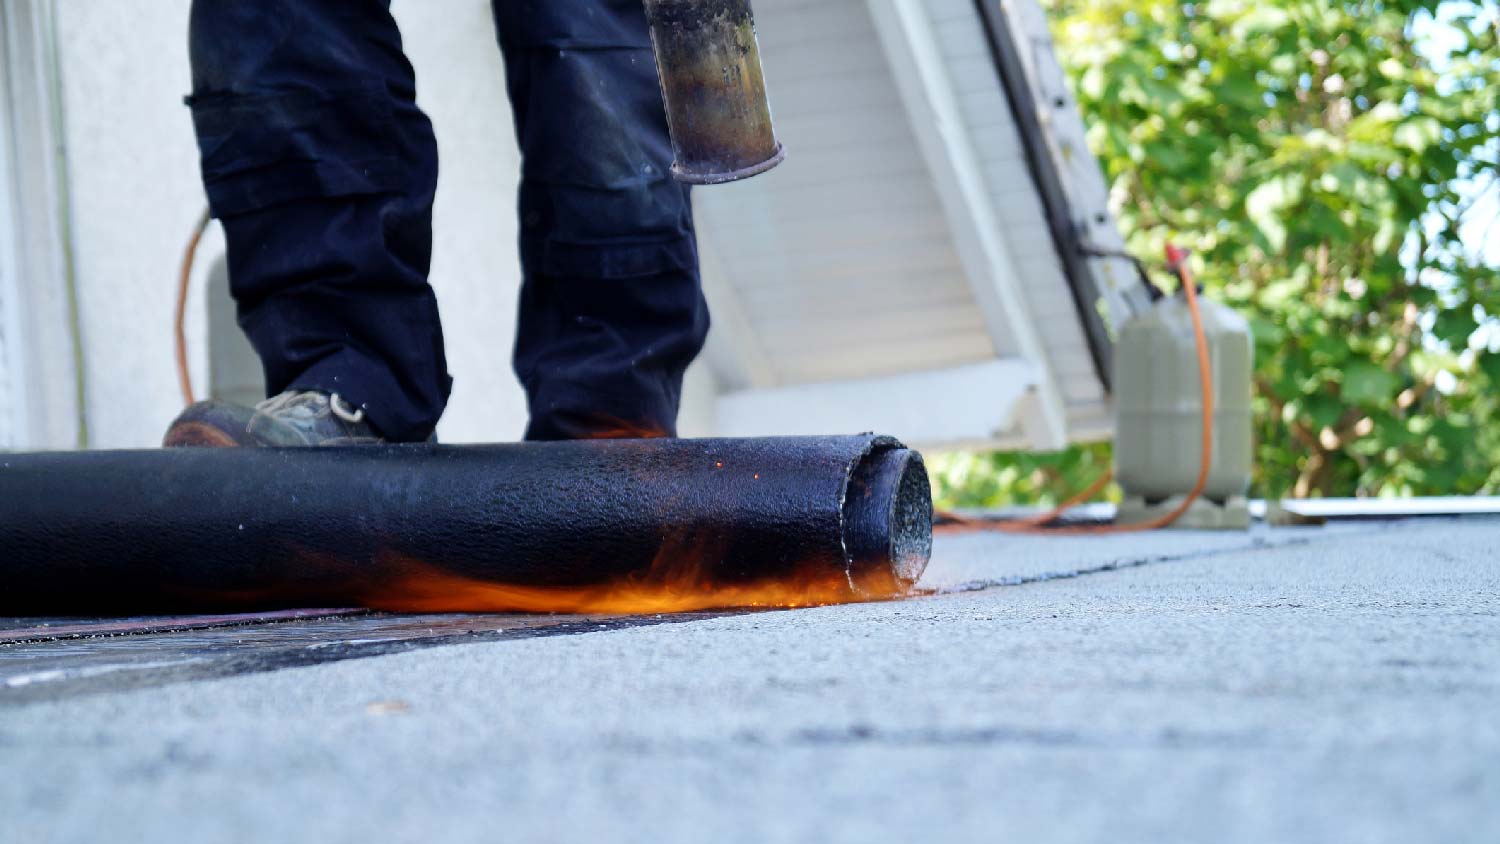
[936, 0, 1500, 508]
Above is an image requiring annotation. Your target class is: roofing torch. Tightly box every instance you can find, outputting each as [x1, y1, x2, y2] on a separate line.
[642, 0, 786, 184]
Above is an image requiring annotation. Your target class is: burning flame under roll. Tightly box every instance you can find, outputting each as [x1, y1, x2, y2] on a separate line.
[359, 547, 910, 616]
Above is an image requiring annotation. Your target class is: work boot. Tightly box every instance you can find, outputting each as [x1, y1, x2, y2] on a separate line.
[164, 390, 383, 448]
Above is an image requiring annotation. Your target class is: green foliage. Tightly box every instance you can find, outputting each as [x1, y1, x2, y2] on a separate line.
[930, 443, 1117, 510]
[937, 0, 1500, 509]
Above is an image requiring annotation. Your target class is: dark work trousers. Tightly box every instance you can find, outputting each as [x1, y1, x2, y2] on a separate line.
[186, 0, 710, 442]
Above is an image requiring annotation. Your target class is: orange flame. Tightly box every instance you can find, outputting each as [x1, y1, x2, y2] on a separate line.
[356, 534, 911, 615]
[573, 416, 672, 441]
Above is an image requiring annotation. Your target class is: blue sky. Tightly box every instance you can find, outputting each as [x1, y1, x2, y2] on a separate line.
[1414, 1, 1500, 268]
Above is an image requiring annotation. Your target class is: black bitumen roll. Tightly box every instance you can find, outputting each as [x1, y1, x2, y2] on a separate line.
[0, 435, 932, 614]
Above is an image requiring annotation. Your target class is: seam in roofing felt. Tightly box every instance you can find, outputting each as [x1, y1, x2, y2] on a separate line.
[926, 534, 1323, 596]
[0, 611, 749, 706]
[925, 515, 1424, 596]
[0, 609, 370, 646]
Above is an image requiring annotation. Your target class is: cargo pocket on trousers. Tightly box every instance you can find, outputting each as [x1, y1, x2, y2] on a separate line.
[186, 84, 402, 218]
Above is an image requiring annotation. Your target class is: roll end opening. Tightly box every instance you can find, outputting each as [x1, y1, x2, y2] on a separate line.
[842, 446, 933, 594]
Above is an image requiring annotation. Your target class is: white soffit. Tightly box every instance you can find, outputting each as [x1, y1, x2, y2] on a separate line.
[696, 0, 1002, 390]
[716, 359, 1040, 448]
[692, 0, 1123, 449]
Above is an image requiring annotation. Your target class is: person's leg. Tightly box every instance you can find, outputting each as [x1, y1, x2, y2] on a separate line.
[492, 0, 711, 441]
[186, 0, 450, 443]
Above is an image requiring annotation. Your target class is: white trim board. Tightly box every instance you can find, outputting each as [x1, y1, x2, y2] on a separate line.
[715, 359, 1039, 448]
[0, 0, 82, 450]
[0, 22, 23, 449]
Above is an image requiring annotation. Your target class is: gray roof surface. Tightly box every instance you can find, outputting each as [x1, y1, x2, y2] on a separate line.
[3, 518, 1497, 843]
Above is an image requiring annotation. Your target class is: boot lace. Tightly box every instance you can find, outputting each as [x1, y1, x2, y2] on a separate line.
[254, 391, 366, 425]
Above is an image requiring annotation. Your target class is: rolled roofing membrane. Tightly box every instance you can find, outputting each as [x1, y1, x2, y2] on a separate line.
[0, 435, 932, 615]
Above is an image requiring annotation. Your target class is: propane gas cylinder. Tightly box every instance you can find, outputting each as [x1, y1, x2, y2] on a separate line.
[1113, 292, 1253, 502]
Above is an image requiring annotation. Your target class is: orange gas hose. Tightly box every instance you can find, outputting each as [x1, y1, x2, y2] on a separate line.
[939, 468, 1116, 534]
[175, 208, 212, 406]
[936, 244, 1215, 535]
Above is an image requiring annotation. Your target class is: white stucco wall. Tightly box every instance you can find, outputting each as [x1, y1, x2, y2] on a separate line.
[52, 0, 206, 449]
[46, 0, 713, 449]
